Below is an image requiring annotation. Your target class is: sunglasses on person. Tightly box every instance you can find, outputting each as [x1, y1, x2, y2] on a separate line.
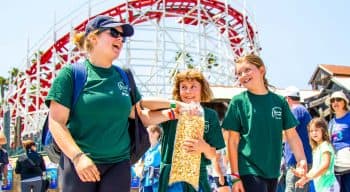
[98, 28, 126, 43]
[330, 97, 343, 103]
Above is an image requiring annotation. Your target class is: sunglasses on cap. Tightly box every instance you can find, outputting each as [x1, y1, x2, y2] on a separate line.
[330, 97, 343, 103]
[98, 28, 126, 43]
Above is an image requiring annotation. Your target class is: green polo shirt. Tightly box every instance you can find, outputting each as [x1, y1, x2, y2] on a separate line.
[222, 91, 298, 178]
[45, 60, 141, 163]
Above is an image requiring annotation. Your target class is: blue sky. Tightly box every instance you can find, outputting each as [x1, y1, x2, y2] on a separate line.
[1, 0, 349, 89]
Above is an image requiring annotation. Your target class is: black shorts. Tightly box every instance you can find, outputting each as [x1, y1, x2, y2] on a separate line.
[60, 155, 131, 192]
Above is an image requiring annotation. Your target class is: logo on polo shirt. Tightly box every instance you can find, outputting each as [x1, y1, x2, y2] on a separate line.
[272, 107, 282, 120]
[204, 120, 210, 133]
[118, 82, 129, 96]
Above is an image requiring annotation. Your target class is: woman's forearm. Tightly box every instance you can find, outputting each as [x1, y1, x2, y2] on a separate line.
[49, 117, 83, 161]
[49, 101, 84, 161]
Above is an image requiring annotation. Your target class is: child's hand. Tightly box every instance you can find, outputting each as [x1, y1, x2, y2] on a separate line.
[2, 178, 7, 186]
[183, 137, 206, 155]
[218, 175, 225, 186]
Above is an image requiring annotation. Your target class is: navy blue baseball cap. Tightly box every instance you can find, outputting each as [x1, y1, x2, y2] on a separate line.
[85, 15, 134, 37]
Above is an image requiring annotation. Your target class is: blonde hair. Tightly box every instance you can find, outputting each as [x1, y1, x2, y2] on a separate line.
[72, 30, 99, 52]
[0, 131, 7, 145]
[308, 117, 331, 149]
[235, 54, 269, 89]
[172, 69, 213, 102]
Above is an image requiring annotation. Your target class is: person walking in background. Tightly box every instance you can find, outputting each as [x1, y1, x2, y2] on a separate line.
[326, 91, 350, 192]
[158, 69, 226, 192]
[139, 125, 162, 192]
[0, 132, 9, 191]
[222, 54, 307, 192]
[45, 15, 186, 192]
[15, 139, 46, 192]
[282, 86, 313, 192]
[293, 118, 339, 192]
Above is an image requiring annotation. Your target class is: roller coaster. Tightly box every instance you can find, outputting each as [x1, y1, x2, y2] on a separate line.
[3, 0, 260, 146]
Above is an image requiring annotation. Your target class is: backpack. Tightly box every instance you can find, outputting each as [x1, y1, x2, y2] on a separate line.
[41, 62, 150, 164]
[18, 153, 38, 169]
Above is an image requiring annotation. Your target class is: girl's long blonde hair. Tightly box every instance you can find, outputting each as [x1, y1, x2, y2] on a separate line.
[308, 117, 331, 149]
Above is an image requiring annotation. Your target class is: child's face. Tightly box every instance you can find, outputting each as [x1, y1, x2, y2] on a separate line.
[235, 61, 264, 89]
[309, 126, 323, 144]
[147, 128, 160, 142]
[179, 79, 202, 103]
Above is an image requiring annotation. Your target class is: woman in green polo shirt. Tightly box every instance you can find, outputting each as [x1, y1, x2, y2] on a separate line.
[158, 69, 226, 192]
[222, 54, 307, 192]
[46, 15, 182, 192]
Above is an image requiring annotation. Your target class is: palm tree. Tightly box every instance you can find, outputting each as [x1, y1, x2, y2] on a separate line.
[175, 51, 194, 69]
[9, 67, 20, 85]
[205, 53, 219, 69]
[0, 76, 9, 105]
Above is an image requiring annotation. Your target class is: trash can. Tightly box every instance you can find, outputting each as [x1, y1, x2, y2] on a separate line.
[46, 163, 58, 189]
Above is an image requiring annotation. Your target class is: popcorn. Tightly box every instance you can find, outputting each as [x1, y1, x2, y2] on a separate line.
[169, 106, 204, 190]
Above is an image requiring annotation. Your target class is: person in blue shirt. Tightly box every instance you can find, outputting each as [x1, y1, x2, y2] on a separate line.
[139, 125, 162, 192]
[282, 86, 313, 192]
[326, 91, 350, 192]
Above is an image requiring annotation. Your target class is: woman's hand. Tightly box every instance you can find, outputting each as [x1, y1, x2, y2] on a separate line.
[295, 176, 309, 188]
[291, 160, 307, 178]
[73, 154, 100, 182]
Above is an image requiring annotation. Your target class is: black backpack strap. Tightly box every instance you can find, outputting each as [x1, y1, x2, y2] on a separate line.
[124, 69, 136, 104]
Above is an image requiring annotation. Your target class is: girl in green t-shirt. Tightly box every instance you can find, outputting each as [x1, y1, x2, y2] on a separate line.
[222, 54, 307, 192]
[294, 118, 339, 192]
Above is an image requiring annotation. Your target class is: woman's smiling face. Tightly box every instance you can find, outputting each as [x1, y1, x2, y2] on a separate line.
[93, 26, 124, 60]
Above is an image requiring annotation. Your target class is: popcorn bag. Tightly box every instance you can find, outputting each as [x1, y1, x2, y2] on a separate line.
[169, 103, 205, 190]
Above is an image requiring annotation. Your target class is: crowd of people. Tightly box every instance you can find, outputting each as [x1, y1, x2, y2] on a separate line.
[0, 15, 349, 192]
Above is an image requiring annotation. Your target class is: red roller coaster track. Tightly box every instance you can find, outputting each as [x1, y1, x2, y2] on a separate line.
[7, 0, 257, 132]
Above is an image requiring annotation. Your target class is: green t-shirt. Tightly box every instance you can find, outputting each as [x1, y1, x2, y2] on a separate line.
[222, 91, 298, 178]
[313, 141, 337, 191]
[45, 60, 141, 163]
[158, 107, 225, 192]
